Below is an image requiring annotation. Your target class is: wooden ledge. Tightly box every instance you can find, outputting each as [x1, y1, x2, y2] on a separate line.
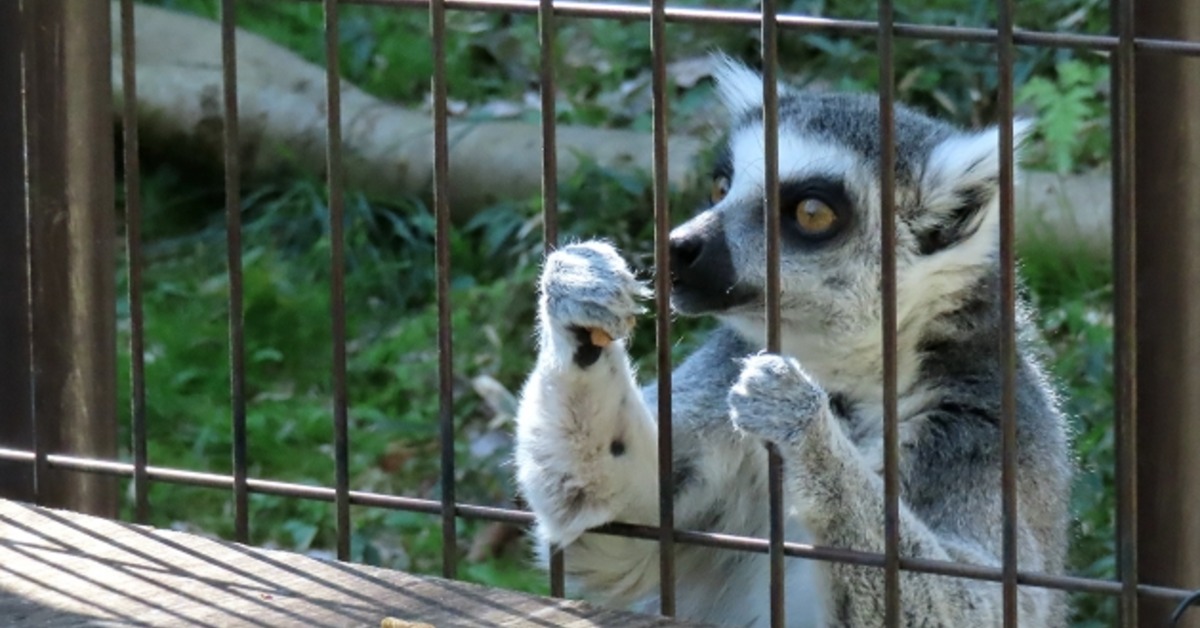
[0, 500, 704, 627]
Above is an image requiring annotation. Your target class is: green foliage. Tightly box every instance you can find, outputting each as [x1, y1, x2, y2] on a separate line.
[1020, 242, 1116, 627]
[1018, 60, 1112, 173]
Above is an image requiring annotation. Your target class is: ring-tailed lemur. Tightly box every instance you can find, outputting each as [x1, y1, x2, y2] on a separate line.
[513, 56, 1072, 627]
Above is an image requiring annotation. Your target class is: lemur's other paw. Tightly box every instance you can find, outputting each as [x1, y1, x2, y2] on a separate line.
[728, 353, 828, 445]
[540, 241, 649, 349]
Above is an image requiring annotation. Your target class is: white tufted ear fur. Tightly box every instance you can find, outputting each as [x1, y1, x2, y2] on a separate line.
[924, 119, 1034, 200]
[710, 53, 766, 117]
[915, 119, 1035, 255]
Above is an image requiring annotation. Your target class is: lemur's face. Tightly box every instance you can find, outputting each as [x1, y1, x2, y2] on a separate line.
[668, 57, 1028, 347]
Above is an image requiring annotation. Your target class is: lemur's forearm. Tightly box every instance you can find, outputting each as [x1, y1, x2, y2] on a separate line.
[731, 355, 1054, 626]
[514, 242, 660, 547]
[515, 331, 658, 545]
[784, 413, 946, 558]
[793, 414, 1051, 626]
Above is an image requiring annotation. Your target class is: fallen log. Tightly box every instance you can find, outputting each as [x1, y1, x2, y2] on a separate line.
[111, 2, 1112, 256]
[111, 3, 705, 223]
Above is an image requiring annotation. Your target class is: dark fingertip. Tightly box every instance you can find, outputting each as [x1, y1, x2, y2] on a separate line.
[571, 326, 603, 368]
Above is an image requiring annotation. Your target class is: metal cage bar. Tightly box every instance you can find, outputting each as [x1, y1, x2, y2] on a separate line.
[2, 445, 1196, 604]
[650, 0, 676, 615]
[1110, 0, 1139, 625]
[350, 0, 1200, 55]
[996, 0, 1019, 624]
[119, 0, 149, 525]
[322, 0, 353, 563]
[536, 0, 566, 599]
[875, 0, 900, 624]
[219, 0, 250, 545]
[758, 0, 785, 624]
[429, 0, 460, 580]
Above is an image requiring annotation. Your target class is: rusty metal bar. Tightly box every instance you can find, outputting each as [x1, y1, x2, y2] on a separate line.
[219, 0, 249, 544]
[323, 0, 352, 563]
[1110, 0, 1139, 624]
[759, 0, 785, 624]
[430, 0, 459, 579]
[876, 0, 900, 623]
[343, 0, 1200, 55]
[536, 0, 565, 598]
[649, 0, 675, 615]
[996, 0, 1019, 625]
[21, 0, 118, 518]
[537, 0, 558, 253]
[2, 444, 1197, 604]
[119, 0, 149, 524]
[0, 0, 34, 504]
[547, 547, 564, 597]
[1135, 1, 1200, 626]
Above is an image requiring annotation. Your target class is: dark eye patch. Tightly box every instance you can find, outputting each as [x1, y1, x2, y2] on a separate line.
[777, 176, 854, 246]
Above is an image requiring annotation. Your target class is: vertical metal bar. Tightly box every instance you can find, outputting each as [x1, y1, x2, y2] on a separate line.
[219, 0, 249, 544]
[537, 0, 565, 597]
[23, 0, 118, 518]
[876, 0, 900, 625]
[324, 0, 351, 563]
[1135, 2, 1200, 626]
[120, 0, 149, 524]
[650, 0, 674, 614]
[548, 549, 565, 597]
[995, 0, 1019, 624]
[0, 0, 34, 503]
[1110, 0, 1138, 624]
[760, 0, 785, 626]
[538, 0, 559, 254]
[430, 0, 459, 580]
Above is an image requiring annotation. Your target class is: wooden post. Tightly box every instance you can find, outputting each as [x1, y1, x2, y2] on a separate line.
[21, 0, 119, 517]
[1135, 1, 1200, 625]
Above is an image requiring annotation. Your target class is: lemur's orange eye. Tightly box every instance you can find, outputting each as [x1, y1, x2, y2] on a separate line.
[710, 176, 731, 204]
[795, 198, 837, 235]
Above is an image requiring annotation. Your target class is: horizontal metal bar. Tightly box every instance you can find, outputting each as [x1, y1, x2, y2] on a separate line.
[314, 0, 1200, 55]
[0, 446, 1193, 603]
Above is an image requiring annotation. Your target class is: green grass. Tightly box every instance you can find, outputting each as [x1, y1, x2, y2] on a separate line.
[120, 0, 1122, 621]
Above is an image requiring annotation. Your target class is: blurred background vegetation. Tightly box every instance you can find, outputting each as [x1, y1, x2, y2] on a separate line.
[123, 0, 1115, 624]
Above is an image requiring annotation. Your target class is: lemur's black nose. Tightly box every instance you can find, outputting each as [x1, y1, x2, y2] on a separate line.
[669, 235, 704, 273]
[668, 211, 726, 289]
[666, 211, 751, 313]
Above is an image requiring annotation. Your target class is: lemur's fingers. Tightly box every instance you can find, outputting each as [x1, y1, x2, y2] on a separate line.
[539, 241, 649, 343]
[728, 353, 828, 445]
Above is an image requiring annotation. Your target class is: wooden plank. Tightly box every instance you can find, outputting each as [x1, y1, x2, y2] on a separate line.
[0, 500, 705, 627]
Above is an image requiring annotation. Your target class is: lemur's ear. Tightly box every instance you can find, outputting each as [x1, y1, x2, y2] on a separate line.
[915, 119, 1034, 255]
[710, 53, 776, 120]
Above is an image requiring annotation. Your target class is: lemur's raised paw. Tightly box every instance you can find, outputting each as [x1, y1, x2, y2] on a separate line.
[540, 241, 649, 351]
[728, 353, 828, 445]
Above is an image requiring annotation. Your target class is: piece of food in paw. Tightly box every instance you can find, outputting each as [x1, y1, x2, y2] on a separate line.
[589, 327, 614, 347]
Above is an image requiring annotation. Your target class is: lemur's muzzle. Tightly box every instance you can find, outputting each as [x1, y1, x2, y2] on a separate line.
[668, 211, 755, 314]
